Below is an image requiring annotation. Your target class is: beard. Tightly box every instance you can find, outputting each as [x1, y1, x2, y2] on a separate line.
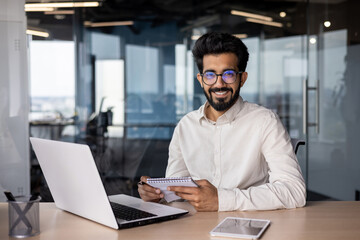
[204, 84, 241, 112]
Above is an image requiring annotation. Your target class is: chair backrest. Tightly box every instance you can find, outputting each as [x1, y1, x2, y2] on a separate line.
[291, 138, 305, 154]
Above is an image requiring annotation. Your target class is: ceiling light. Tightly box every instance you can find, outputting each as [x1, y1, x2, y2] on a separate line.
[191, 35, 201, 41]
[309, 37, 317, 44]
[231, 10, 272, 22]
[84, 21, 134, 27]
[45, 10, 75, 15]
[233, 34, 248, 39]
[324, 21, 331, 28]
[25, 7, 55, 12]
[246, 18, 283, 28]
[279, 12, 286, 18]
[26, 29, 49, 38]
[54, 15, 66, 20]
[25, 2, 99, 9]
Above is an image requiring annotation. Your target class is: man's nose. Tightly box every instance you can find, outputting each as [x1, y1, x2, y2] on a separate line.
[213, 75, 227, 88]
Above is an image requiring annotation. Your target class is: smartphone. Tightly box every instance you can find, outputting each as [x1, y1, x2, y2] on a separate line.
[210, 217, 270, 239]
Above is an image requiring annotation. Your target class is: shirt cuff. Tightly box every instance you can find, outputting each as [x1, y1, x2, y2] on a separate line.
[218, 189, 236, 211]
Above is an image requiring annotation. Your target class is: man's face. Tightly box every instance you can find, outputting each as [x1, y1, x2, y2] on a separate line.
[197, 53, 247, 112]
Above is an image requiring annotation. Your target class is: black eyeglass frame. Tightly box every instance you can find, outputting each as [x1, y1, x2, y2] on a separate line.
[200, 70, 243, 86]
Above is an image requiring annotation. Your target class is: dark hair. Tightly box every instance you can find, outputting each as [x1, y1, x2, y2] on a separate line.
[192, 32, 249, 73]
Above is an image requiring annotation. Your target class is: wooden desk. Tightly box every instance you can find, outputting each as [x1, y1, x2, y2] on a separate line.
[1, 201, 359, 240]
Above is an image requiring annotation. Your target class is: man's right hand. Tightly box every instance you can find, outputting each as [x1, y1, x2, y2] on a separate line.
[137, 176, 164, 202]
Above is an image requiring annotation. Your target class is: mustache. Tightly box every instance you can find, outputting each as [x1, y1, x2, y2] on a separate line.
[209, 87, 233, 93]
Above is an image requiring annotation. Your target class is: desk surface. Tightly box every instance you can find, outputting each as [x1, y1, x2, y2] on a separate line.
[1, 201, 360, 240]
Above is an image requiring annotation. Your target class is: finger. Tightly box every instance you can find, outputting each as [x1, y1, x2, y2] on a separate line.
[188, 200, 211, 212]
[194, 179, 209, 186]
[140, 183, 162, 194]
[174, 191, 199, 202]
[140, 192, 162, 201]
[141, 194, 161, 202]
[168, 186, 199, 194]
[140, 176, 150, 183]
[138, 187, 163, 201]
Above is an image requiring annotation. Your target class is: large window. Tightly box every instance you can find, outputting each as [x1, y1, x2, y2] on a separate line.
[29, 40, 76, 141]
[29, 40, 75, 120]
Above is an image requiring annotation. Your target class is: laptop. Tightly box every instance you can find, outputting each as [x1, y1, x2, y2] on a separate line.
[30, 137, 188, 229]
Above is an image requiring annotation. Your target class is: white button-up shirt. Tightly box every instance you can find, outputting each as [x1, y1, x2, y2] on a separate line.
[165, 97, 306, 211]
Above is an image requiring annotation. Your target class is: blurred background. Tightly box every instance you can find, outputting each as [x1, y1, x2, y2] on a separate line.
[1, 0, 359, 202]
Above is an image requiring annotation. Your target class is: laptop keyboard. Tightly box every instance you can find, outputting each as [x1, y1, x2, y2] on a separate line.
[110, 202, 157, 221]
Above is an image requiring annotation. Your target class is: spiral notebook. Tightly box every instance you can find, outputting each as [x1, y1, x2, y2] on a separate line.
[147, 177, 199, 202]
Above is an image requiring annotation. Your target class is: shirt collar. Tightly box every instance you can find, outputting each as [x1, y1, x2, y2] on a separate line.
[197, 97, 244, 125]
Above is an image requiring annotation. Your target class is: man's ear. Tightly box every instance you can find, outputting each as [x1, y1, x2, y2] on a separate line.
[240, 72, 248, 87]
[197, 73, 203, 88]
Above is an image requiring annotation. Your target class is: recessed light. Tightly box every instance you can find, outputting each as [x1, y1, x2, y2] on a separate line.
[45, 10, 75, 15]
[231, 10, 273, 22]
[84, 21, 134, 27]
[25, 2, 99, 9]
[25, 7, 55, 12]
[246, 18, 283, 28]
[233, 34, 248, 39]
[324, 21, 331, 28]
[191, 35, 201, 40]
[26, 29, 49, 38]
[54, 15, 66, 20]
[310, 37, 317, 44]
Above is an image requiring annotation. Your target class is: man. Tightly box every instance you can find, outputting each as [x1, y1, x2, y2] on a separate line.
[138, 32, 306, 212]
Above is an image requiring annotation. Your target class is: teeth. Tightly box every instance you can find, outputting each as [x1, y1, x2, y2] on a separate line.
[215, 91, 227, 95]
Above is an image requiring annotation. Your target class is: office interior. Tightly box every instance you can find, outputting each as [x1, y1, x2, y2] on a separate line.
[0, 0, 359, 203]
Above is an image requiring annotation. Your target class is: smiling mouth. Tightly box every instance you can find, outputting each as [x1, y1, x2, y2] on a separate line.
[214, 91, 228, 96]
[210, 88, 232, 98]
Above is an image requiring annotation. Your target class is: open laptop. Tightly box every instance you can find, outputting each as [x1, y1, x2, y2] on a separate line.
[30, 137, 188, 229]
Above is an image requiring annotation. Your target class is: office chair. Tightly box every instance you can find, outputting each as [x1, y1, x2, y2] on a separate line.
[291, 138, 305, 154]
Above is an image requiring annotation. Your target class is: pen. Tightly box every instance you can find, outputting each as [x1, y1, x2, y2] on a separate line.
[4, 191, 16, 201]
[137, 181, 148, 185]
[29, 192, 40, 201]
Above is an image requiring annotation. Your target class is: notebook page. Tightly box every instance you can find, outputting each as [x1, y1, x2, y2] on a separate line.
[147, 177, 198, 202]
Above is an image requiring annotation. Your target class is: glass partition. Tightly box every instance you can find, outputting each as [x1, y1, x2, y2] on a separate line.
[26, 1, 76, 199]
[25, 0, 360, 201]
[307, 0, 360, 200]
[0, 0, 30, 198]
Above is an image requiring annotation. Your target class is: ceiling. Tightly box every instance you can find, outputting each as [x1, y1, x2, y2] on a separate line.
[25, 0, 351, 41]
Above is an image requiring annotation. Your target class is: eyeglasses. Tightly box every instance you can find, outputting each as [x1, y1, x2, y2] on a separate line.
[200, 70, 243, 86]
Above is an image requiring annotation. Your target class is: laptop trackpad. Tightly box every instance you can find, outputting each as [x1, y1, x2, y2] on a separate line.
[108, 194, 187, 215]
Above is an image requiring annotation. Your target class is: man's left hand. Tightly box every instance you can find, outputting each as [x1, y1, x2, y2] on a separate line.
[168, 179, 218, 212]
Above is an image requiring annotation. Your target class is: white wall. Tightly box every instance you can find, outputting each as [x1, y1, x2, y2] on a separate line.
[0, 0, 30, 201]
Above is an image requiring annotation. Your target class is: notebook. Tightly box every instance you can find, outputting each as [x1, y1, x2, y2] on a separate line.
[29, 137, 188, 229]
[147, 177, 199, 202]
